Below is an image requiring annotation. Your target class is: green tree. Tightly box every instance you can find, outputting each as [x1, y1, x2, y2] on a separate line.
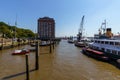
[0, 22, 35, 38]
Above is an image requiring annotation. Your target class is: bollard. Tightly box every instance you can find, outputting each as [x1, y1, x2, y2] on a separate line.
[25, 54, 29, 80]
[35, 41, 39, 70]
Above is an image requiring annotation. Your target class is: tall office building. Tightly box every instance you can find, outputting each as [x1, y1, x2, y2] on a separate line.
[38, 17, 55, 39]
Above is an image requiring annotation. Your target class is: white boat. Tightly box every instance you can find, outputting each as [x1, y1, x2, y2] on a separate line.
[89, 38, 120, 60]
[12, 48, 30, 55]
[68, 39, 74, 43]
[74, 38, 90, 47]
[68, 37, 75, 43]
[87, 20, 120, 60]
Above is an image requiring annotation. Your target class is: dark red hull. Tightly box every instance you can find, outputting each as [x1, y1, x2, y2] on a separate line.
[82, 48, 109, 62]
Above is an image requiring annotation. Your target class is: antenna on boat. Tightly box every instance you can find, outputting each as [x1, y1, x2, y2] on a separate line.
[103, 20, 106, 34]
[99, 20, 106, 35]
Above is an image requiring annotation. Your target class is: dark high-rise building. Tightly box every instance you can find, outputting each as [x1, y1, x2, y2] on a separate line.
[38, 17, 55, 39]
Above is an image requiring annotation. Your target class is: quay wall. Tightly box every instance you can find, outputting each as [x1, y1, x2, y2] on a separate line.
[0, 38, 34, 50]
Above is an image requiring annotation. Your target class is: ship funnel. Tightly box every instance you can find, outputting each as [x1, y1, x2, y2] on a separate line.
[106, 28, 113, 38]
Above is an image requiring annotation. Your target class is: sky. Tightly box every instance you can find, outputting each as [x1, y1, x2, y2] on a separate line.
[0, 0, 120, 37]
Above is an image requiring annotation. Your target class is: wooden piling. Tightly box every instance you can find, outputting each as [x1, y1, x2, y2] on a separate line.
[35, 40, 39, 70]
[25, 54, 29, 80]
[53, 41, 54, 49]
[49, 39, 52, 53]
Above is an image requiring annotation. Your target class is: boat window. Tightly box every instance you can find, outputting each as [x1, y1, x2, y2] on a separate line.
[112, 50, 117, 55]
[101, 48, 105, 51]
[105, 41, 109, 44]
[106, 49, 111, 53]
[110, 42, 114, 45]
[101, 41, 104, 44]
[95, 40, 97, 43]
[115, 42, 119, 45]
[118, 51, 120, 55]
[98, 41, 100, 43]
[96, 47, 99, 50]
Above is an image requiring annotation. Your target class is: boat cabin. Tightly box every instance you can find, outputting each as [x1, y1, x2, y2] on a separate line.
[89, 39, 120, 56]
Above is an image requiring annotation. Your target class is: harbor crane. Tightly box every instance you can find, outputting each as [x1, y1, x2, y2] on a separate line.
[77, 15, 85, 41]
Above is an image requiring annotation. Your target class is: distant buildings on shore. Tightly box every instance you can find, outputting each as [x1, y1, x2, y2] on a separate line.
[38, 17, 55, 39]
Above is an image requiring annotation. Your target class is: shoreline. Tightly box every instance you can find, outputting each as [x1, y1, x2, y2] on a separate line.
[0, 40, 34, 50]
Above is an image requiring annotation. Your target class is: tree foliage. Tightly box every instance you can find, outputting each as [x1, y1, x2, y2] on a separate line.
[0, 22, 35, 38]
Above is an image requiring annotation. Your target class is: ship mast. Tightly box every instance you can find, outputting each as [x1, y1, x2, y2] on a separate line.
[103, 20, 106, 35]
[15, 14, 17, 39]
[99, 20, 106, 35]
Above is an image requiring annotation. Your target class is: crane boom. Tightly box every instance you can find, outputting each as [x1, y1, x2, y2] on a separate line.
[77, 15, 85, 41]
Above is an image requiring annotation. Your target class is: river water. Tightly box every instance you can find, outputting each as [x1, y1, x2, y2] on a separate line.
[0, 40, 120, 80]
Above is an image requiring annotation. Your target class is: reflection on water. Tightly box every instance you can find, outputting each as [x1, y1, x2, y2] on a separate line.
[0, 40, 120, 80]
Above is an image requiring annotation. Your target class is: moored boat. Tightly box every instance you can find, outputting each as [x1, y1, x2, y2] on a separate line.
[82, 48, 109, 61]
[87, 20, 120, 61]
[90, 38, 120, 61]
[30, 41, 53, 47]
[75, 41, 86, 47]
[82, 20, 120, 62]
[74, 38, 91, 47]
[68, 39, 74, 43]
[12, 49, 30, 55]
[67, 36, 75, 43]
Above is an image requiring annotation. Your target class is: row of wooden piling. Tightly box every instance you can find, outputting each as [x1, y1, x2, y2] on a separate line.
[25, 39, 60, 80]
